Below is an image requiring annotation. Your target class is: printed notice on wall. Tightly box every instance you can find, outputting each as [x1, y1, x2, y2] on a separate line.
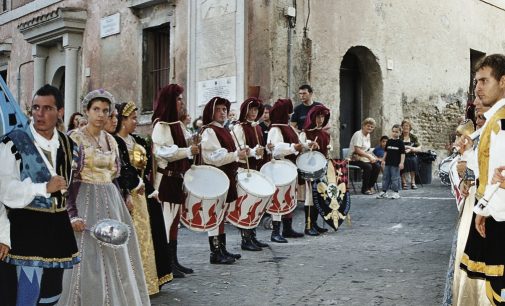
[197, 77, 236, 106]
[100, 13, 120, 38]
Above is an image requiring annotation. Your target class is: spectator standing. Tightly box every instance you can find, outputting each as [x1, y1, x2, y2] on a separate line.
[400, 119, 422, 189]
[290, 85, 322, 131]
[259, 104, 272, 143]
[376, 125, 405, 199]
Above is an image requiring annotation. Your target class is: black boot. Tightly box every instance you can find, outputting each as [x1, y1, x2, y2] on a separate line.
[304, 206, 319, 236]
[169, 240, 194, 274]
[209, 236, 235, 265]
[270, 221, 288, 243]
[251, 229, 269, 248]
[282, 217, 304, 238]
[311, 207, 328, 233]
[241, 229, 262, 251]
[219, 233, 241, 259]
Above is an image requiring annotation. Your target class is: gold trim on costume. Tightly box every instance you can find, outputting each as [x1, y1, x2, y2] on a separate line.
[461, 253, 504, 277]
[486, 280, 503, 305]
[158, 273, 173, 286]
[7, 252, 80, 263]
[477, 106, 505, 199]
[24, 203, 68, 213]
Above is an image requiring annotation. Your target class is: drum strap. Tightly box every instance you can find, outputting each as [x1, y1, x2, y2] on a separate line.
[157, 167, 184, 178]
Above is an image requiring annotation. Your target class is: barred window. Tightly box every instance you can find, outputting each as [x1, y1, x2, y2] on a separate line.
[142, 23, 170, 112]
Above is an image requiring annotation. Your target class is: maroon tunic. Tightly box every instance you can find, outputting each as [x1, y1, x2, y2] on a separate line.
[157, 122, 191, 204]
[241, 123, 265, 170]
[305, 129, 330, 157]
[208, 125, 238, 203]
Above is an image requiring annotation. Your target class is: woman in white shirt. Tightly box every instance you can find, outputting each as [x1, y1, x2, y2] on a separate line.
[348, 118, 381, 195]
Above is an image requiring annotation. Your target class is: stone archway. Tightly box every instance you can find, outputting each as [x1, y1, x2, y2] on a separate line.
[339, 46, 383, 150]
[52, 66, 66, 99]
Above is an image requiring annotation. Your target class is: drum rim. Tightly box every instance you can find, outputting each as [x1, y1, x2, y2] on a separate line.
[183, 165, 230, 199]
[260, 159, 298, 186]
[237, 168, 276, 197]
[296, 151, 328, 177]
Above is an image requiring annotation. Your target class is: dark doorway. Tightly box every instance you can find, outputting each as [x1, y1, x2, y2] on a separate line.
[469, 49, 485, 99]
[52, 66, 65, 101]
[339, 53, 362, 153]
[339, 46, 383, 153]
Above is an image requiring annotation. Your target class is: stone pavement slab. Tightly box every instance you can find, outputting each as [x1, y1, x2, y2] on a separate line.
[151, 180, 456, 305]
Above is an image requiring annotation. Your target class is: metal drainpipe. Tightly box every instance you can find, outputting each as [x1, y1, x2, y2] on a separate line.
[17, 60, 33, 105]
[287, 20, 293, 98]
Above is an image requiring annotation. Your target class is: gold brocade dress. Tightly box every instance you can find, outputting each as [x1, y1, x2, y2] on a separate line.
[126, 138, 160, 295]
[58, 130, 150, 306]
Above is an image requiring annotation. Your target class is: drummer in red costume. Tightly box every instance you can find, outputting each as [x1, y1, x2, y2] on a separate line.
[299, 104, 331, 236]
[201, 97, 249, 264]
[267, 98, 305, 243]
[151, 84, 199, 276]
[232, 97, 270, 251]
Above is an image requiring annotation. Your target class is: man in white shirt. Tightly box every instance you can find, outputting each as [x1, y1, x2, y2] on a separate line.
[0, 85, 79, 306]
[460, 54, 505, 305]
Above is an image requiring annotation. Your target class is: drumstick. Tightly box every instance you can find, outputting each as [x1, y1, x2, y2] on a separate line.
[310, 136, 319, 152]
[229, 124, 251, 175]
[250, 122, 263, 160]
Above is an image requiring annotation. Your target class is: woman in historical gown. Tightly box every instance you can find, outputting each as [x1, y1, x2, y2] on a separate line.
[114, 101, 173, 293]
[58, 89, 150, 306]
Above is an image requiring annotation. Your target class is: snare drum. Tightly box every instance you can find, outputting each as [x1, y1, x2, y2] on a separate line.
[438, 155, 453, 186]
[226, 169, 276, 229]
[296, 151, 328, 180]
[260, 160, 298, 216]
[181, 165, 230, 232]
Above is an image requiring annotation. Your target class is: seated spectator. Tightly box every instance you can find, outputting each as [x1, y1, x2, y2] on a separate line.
[400, 119, 422, 189]
[348, 118, 381, 195]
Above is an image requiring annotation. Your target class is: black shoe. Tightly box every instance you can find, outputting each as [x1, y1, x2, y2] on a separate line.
[171, 266, 186, 278]
[304, 228, 319, 236]
[311, 207, 328, 233]
[304, 206, 320, 236]
[314, 224, 328, 233]
[251, 229, 269, 248]
[270, 221, 288, 243]
[169, 240, 194, 274]
[241, 230, 262, 251]
[219, 233, 241, 259]
[282, 218, 304, 238]
[209, 236, 235, 265]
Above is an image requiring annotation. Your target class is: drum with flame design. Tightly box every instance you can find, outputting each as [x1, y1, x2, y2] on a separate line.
[260, 159, 298, 216]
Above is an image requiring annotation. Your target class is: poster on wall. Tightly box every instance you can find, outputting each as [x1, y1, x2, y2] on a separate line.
[197, 76, 237, 106]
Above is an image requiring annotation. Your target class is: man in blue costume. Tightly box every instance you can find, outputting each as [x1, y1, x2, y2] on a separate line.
[0, 84, 80, 306]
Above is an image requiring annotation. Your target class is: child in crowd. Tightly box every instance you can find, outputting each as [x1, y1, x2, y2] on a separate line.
[373, 135, 388, 163]
[373, 135, 388, 169]
[377, 125, 405, 199]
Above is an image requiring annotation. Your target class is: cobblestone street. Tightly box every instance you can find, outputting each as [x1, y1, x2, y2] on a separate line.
[152, 179, 456, 305]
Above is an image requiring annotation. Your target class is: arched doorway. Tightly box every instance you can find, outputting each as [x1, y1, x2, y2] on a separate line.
[52, 66, 65, 101]
[339, 46, 383, 150]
